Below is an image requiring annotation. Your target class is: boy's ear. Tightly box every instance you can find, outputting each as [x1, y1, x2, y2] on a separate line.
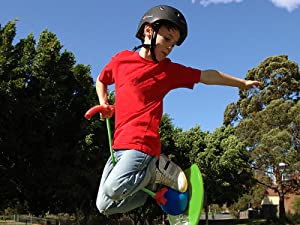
[144, 24, 153, 38]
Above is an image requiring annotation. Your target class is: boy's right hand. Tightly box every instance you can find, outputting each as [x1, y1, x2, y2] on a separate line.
[100, 103, 115, 118]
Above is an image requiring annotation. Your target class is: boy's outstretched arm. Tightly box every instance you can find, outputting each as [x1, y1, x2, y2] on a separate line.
[200, 69, 260, 90]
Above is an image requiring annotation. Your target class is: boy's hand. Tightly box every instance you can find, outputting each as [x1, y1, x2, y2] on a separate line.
[100, 103, 115, 118]
[244, 80, 261, 90]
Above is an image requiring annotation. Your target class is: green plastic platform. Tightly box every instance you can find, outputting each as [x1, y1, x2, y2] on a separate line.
[168, 164, 204, 225]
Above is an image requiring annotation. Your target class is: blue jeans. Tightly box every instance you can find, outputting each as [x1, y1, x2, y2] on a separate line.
[96, 149, 157, 215]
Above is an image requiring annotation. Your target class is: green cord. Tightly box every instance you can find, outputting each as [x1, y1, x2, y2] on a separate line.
[142, 187, 156, 198]
[106, 118, 116, 165]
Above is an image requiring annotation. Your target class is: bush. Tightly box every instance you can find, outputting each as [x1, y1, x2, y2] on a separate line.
[287, 214, 300, 225]
[292, 197, 300, 215]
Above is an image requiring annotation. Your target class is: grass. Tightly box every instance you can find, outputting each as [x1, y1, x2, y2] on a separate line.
[201, 219, 300, 225]
[198, 219, 264, 225]
[3, 218, 299, 225]
[0, 221, 26, 225]
[0, 219, 44, 225]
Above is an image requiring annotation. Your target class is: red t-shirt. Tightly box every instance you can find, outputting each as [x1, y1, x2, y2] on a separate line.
[98, 50, 201, 156]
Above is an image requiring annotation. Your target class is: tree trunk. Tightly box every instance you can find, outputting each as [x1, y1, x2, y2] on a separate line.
[279, 194, 286, 224]
[204, 186, 209, 225]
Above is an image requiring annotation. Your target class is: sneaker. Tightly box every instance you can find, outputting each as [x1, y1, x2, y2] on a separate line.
[155, 154, 188, 192]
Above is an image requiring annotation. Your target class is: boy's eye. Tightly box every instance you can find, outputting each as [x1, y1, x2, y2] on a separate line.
[162, 35, 176, 47]
[164, 36, 171, 41]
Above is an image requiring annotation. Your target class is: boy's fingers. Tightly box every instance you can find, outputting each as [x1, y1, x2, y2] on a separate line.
[100, 105, 115, 118]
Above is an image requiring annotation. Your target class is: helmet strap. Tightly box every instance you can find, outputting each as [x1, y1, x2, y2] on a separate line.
[132, 44, 151, 51]
[150, 30, 158, 63]
[133, 23, 160, 63]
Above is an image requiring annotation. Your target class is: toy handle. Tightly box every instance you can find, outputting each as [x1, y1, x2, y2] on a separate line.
[84, 105, 115, 164]
[84, 105, 115, 120]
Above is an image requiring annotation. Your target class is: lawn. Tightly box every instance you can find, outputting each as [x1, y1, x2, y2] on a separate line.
[199, 219, 266, 225]
[0, 221, 27, 225]
[198, 218, 299, 225]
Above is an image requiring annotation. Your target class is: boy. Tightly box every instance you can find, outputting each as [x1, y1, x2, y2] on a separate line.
[95, 5, 260, 215]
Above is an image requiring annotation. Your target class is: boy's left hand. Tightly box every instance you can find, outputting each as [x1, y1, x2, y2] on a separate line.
[244, 80, 261, 90]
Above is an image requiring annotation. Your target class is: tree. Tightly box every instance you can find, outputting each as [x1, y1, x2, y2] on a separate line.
[0, 19, 36, 210]
[0, 20, 108, 224]
[224, 55, 300, 223]
[173, 125, 208, 169]
[224, 55, 300, 126]
[159, 114, 192, 169]
[174, 125, 253, 225]
[229, 182, 266, 218]
[199, 126, 253, 224]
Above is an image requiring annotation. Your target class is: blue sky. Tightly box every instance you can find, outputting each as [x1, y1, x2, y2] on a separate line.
[1, 0, 300, 132]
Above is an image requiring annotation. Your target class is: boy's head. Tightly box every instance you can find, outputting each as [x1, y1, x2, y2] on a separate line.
[135, 5, 187, 62]
[136, 5, 187, 46]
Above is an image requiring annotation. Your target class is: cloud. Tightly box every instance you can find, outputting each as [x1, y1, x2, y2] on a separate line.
[270, 0, 300, 12]
[192, 0, 300, 12]
[192, 0, 243, 7]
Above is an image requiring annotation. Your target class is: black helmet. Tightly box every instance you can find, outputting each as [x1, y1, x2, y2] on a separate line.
[136, 5, 188, 46]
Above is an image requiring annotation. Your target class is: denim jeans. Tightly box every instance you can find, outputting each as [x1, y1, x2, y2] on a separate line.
[96, 149, 157, 215]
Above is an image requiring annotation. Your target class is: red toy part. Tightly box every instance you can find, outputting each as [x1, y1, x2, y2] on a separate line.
[84, 105, 115, 120]
[154, 187, 168, 205]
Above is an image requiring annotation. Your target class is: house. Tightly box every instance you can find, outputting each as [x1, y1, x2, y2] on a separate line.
[261, 187, 300, 218]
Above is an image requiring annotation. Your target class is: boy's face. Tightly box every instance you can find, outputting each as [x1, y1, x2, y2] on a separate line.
[155, 25, 180, 61]
[143, 24, 180, 62]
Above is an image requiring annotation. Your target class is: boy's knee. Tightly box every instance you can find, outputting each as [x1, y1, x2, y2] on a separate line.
[103, 180, 125, 200]
[96, 202, 105, 215]
[96, 202, 113, 216]
[96, 193, 114, 216]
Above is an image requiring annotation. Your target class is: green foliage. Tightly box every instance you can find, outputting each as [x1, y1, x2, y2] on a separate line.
[173, 125, 208, 169]
[198, 126, 253, 206]
[224, 55, 300, 222]
[236, 99, 300, 192]
[224, 55, 300, 126]
[292, 197, 300, 215]
[0, 20, 105, 220]
[172, 125, 254, 224]
[159, 114, 177, 155]
[229, 183, 266, 218]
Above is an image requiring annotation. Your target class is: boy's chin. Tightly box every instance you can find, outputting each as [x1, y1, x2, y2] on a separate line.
[157, 56, 167, 61]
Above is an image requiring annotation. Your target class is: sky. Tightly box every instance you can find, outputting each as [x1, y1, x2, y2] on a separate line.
[1, 0, 300, 132]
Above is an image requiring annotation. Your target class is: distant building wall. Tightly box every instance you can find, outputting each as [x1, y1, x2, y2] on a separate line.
[261, 188, 300, 217]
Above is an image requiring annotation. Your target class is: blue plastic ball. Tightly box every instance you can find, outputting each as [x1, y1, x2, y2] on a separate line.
[160, 187, 189, 215]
